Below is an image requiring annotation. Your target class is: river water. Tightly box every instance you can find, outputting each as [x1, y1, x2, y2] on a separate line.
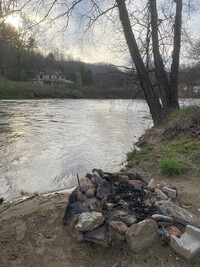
[0, 99, 199, 201]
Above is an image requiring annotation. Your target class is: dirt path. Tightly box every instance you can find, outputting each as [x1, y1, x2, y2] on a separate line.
[0, 192, 200, 267]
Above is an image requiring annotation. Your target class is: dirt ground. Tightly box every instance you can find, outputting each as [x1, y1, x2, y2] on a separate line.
[0, 188, 200, 267]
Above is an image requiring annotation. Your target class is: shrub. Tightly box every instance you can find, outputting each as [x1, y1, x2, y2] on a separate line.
[159, 158, 189, 176]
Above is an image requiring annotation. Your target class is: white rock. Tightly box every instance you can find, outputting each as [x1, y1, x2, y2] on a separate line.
[76, 212, 105, 232]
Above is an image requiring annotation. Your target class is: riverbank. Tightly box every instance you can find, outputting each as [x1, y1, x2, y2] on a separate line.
[0, 79, 138, 99]
[125, 106, 200, 217]
[0, 106, 200, 266]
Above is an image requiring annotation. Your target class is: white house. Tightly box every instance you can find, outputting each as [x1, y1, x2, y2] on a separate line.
[29, 69, 75, 86]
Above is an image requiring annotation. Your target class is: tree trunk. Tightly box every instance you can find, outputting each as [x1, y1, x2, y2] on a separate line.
[149, 0, 170, 113]
[169, 0, 182, 109]
[116, 0, 164, 125]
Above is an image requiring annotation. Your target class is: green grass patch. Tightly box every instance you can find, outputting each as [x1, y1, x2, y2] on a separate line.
[81, 243, 93, 255]
[167, 105, 200, 121]
[159, 158, 189, 176]
[68, 243, 78, 253]
[0, 79, 83, 99]
[160, 140, 200, 156]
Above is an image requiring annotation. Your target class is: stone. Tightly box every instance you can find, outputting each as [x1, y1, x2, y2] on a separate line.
[167, 226, 181, 237]
[128, 180, 143, 188]
[162, 186, 177, 199]
[155, 189, 169, 201]
[76, 211, 105, 232]
[157, 222, 172, 227]
[105, 202, 116, 211]
[125, 219, 158, 252]
[147, 178, 156, 189]
[135, 173, 148, 185]
[80, 177, 96, 193]
[97, 180, 111, 199]
[119, 175, 129, 183]
[84, 226, 110, 247]
[87, 197, 101, 211]
[86, 188, 96, 198]
[92, 171, 103, 185]
[109, 221, 128, 241]
[105, 209, 129, 223]
[151, 214, 173, 224]
[63, 201, 90, 225]
[68, 188, 85, 204]
[158, 202, 200, 228]
[170, 225, 200, 259]
[121, 214, 137, 227]
[155, 183, 161, 190]
[117, 199, 129, 210]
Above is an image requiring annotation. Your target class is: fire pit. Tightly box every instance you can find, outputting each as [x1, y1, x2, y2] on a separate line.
[63, 169, 200, 252]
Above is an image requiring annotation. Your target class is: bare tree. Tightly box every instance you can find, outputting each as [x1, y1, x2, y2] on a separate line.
[13, 0, 186, 125]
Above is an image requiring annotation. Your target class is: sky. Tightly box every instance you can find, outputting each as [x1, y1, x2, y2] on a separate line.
[4, 0, 200, 65]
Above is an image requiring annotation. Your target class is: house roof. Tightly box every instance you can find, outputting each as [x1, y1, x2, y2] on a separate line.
[39, 69, 61, 75]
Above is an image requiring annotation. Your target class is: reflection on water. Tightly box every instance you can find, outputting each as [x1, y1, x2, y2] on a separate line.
[0, 98, 198, 201]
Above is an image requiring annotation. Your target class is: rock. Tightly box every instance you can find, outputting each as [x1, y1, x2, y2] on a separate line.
[157, 202, 200, 228]
[63, 201, 90, 225]
[84, 226, 110, 247]
[157, 222, 172, 227]
[68, 188, 84, 204]
[125, 219, 158, 252]
[87, 197, 101, 211]
[97, 180, 111, 199]
[76, 212, 105, 232]
[117, 199, 129, 210]
[109, 221, 128, 241]
[80, 177, 96, 193]
[155, 183, 161, 190]
[151, 214, 173, 223]
[105, 202, 116, 211]
[155, 189, 169, 201]
[121, 214, 137, 226]
[92, 168, 104, 178]
[167, 226, 181, 237]
[128, 180, 143, 188]
[147, 178, 156, 189]
[105, 209, 129, 223]
[92, 171, 103, 185]
[135, 173, 148, 185]
[119, 175, 129, 183]
[162, 186, 177, 199]
[86, 188, 96, 198]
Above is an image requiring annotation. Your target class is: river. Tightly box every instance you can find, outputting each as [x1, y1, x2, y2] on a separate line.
[0, 99, 199, 201]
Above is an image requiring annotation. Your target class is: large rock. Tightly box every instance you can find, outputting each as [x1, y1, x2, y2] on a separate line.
[84, 226, 110, 247]
[161, 186, 177, 199]
[155, 189, 169, 200]
[128, 180, 143, 188]
[157, 201, 200, 228]
[105, 209, 129, 223]
[125, 219, 158, 252]
[109, 221, 128, 241]
[76, 211, 105, 232]
[80, 177, 96, 193]
[86, 188, 96, 198]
